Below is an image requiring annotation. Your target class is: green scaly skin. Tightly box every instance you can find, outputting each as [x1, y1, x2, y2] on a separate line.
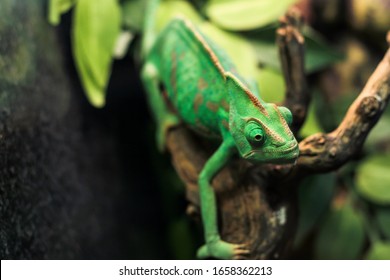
[141, 0, 299, 260]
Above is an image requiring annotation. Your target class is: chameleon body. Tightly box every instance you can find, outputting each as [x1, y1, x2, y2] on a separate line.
[141, 0, 299, 259]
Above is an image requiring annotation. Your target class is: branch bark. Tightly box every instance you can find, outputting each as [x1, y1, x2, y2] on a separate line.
[278, 8, 310, 134]
[296, 32, 390, 173]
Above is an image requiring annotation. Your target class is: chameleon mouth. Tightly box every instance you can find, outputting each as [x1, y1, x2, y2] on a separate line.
[243, 142, 299, 163]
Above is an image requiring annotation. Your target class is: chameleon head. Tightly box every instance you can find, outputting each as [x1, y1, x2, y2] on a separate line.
[239, 107, 299, 164]
[226, 73, 299, 164]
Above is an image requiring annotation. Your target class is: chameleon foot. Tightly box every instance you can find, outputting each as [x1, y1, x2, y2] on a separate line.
[196, 240, 250, 260]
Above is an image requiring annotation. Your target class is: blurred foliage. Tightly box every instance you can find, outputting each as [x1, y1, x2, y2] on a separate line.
[204, 0, 298, 31]
[376, 207, 390, 239]
[314, 198, 365, 259]
[48, 0, 390, 259]
[292, 0, 390, 260]
[121, 0, 147, 32]
[365, 242, 390, 260]
[356, 155, 390, 205]
[294, 173, 336, 247]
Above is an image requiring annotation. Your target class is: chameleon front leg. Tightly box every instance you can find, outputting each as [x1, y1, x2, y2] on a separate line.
[141, 62, 179, 151]
[197, 137, 249, 260]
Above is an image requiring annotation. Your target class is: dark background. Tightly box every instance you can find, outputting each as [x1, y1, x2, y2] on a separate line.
[0, 0, 189, 259]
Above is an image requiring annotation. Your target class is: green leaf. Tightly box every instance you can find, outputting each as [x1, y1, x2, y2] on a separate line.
[303, 26, 344, 73]
[294, 173, 336, 247]
[255, 67, 285, 103]
[299, 100, 324, 138]
[121, 0, 147, 32]
[205, 0, 298, 31]
[156, 0, 203, 32]
[48, 0, 77, 25]
[356, 155, 390, 205]
[376, 207, 390, 239]
[315, 199, 365, 259]
[252, 40, 280, 71]
[365, 242, 390, 260]
[73, 0, 121, 107]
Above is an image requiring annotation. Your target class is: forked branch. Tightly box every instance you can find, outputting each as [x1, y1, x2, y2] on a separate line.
[296, 32, 390, 173]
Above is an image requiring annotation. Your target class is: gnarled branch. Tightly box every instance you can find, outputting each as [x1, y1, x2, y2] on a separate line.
[296, 32, 390, 173]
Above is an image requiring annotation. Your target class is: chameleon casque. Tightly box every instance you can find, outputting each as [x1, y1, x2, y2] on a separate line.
[141, 0, 299, 259]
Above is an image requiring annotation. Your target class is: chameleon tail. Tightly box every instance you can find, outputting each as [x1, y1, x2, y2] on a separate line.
[141, 0, 160, 59]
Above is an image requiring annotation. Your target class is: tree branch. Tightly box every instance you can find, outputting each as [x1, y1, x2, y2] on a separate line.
[296, 32, 390, 173]
[278, 8, 310, 134]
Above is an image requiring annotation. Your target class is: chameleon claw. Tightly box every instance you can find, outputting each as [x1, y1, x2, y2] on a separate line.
[234, 243, 249, 248]
[197, 240, 250, 260]
[234, 248, 250, 255]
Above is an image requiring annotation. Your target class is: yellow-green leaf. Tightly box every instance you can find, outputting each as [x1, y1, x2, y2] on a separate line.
[356, 155, 390, 205]
[121, 0, 147, 32]
[73, 0, 121, 107]
[156, 0, 203, 32]
[205, 0, 298, 31]
[48, 0, 76, 25]
[255, 67, 285, 103]
[300, 100, 324, 137]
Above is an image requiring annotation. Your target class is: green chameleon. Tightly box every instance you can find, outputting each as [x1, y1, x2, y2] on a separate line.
[141, 0, 299, 260]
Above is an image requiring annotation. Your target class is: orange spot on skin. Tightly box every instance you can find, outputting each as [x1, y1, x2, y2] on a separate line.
[221, 99, 230, 112]
[194, 93, 203, 113]
[206, 101, 219, 112]
[221, 119, 229, 129]
[198, 78, 208, 91]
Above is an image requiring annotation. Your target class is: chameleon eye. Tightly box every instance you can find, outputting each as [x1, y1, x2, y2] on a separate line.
[278, 106, 293, 126]
[245, 122, 265, 146]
